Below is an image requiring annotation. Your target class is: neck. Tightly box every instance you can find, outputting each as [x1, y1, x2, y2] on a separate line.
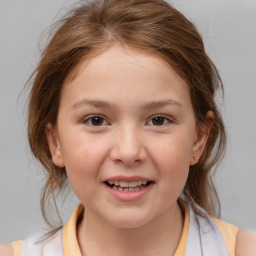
[77, 203, 184, 256]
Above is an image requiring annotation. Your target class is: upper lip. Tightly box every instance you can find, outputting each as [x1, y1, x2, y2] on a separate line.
[103, 175, 153, 182]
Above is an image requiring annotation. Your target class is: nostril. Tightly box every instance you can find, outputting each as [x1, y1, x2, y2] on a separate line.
[109, 138, 147, 166]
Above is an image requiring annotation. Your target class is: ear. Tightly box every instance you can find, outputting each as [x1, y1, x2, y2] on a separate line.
[46, 123, 65, 167]
[190, 111, 214, 166]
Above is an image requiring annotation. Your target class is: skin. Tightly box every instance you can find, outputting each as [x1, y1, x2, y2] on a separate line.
[2, 46, 255, 256]
[0, 244, 13, 256]
[46, 45, 211, 255]
[236, 230, 256, 256]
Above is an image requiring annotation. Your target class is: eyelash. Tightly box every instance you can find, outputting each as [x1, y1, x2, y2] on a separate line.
[82, 115, 173, 127]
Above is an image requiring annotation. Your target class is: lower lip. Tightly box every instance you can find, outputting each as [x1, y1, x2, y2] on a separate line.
[103, 183, 154, 201]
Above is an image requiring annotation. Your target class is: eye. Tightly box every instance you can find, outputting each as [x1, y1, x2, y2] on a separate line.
[147, 116, 172, 126]
[83, 115, 108, 126]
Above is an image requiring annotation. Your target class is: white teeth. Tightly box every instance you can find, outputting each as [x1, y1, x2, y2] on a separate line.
[107, 180, 148, 188]
[106, 180, 151, 192]
[119, 181, 128, 187]
[128, 181, 139, 188]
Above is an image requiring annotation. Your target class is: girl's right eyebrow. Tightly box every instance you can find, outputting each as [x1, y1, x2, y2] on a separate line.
[72, 99, 113, 110]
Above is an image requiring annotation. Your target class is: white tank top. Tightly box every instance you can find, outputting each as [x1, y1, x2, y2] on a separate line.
[16, 203, 232, 256]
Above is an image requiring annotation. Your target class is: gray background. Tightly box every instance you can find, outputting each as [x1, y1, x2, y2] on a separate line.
[0, 0, 255, 243]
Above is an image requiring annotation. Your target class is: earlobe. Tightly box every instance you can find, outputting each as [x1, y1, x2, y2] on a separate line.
[190, 111, 214, 166]
[46, 123, 65, 168]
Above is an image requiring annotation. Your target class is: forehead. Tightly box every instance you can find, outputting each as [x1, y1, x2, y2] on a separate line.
[64, 45, 184, 84]
[60, 45, 191, 109]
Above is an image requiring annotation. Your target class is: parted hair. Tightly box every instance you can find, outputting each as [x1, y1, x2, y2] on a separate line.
[27, 0, 226, 234]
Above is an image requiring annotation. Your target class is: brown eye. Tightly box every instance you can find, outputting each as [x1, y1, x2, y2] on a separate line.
[147, 116, 172, 126]
[84, 116, 107, 126]
[91, 116, 104, 126]
[152, 116, 165, 125]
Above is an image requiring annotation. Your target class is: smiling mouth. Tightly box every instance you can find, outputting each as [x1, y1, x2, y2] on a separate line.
[104, 180, 153, 192]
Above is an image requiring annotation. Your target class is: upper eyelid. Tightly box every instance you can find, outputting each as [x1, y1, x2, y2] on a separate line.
[147, 115, 174, 122]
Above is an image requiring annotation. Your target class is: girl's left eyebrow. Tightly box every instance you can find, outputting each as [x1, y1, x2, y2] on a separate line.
[71, 98, 183, 110]
[142, 99, 183, 110]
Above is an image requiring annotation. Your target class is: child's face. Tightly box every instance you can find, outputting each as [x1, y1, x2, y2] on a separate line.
[47, 46, 208, 228]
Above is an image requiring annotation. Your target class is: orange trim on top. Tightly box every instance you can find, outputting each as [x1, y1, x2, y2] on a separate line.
[214, 218, 239, 256]
[63, 204, 84, 256]
[174, 201, 189, 256]
[12, 240, 23, 256]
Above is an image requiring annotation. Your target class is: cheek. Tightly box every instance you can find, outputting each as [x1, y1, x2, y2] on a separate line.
[157, 152, 189, 203]
[158, 148, 190, 188]
[148, 134, 193, 193]
[150, 132, 194, 170]
[60, 130, 107, 171]
[60, 137, 107, 198]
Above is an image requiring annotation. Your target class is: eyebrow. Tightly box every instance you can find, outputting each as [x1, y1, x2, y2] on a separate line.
[142, 99, 183, 109]
[71, 98, 182, 110]
[72, 99, 112, 110]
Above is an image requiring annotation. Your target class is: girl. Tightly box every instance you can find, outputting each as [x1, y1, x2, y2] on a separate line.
[1, 0, 256, 255]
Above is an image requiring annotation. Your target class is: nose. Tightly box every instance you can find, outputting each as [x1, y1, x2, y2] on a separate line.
[110, 126, 147, 166]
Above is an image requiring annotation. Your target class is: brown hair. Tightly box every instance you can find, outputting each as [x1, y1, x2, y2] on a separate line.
[27, 0, 226, 233]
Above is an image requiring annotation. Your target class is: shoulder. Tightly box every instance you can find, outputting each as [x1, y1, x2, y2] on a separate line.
[0, 243, 14, 256]
[235, 229, 256, 256]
